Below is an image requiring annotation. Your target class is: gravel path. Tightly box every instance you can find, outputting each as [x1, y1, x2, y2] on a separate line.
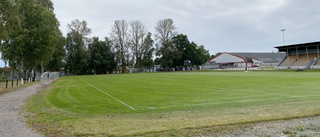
[213, 116, 320, 137]
[0, 83, 47, 137]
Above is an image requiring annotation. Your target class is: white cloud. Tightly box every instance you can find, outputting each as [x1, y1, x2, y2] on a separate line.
[52, 0, 320, 54]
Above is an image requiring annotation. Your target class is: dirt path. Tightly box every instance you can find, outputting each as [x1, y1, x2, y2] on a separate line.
[0, 83, 48, 137]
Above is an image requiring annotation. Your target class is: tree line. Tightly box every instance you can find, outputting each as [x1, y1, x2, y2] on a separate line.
[1, 0, 211, 76]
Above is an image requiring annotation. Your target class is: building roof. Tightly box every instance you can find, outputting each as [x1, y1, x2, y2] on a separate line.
[210, 52, 286, 63]
[230, 52, 286, 63]
[275, 41, 320, 50]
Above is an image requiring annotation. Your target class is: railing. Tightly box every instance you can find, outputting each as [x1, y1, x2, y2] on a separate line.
[305, 58, 318, 69]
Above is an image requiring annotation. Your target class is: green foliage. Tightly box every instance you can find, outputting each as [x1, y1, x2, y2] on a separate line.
[172, 34, 191, 67]
[0, 0, 20, 44]
[155, 18, 178, 70]
[141, 32, 155, 68]
[66, 19, 91, 75]
[47, 31, 66, 71]
[171, 34, 211, 68]
[194, 45, 211, 66]
[1, 0, 59, 76]
[154, 20, 211, 70]
[88, 37, 116, 74]
[295, 125, 305, 131]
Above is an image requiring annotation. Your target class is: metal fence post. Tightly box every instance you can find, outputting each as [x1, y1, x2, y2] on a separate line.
[12, 80, 13, 87]
[17, 79, 18, 86]
[6, 80, 8, 88]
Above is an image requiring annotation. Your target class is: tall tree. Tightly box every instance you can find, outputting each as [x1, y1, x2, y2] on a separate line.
[1, 0, 59, 77]
[47, 31, 66, 71]
[111, 19, 129, 72]
[129, 20, 146, 67]
[66, 19, 91, 75]
[154, 18, 178, 70]
[88, 37, 116, 74]
[141, 32, 155, 69]
[172, 34, 193, 67]
[172, 34, 210, 68]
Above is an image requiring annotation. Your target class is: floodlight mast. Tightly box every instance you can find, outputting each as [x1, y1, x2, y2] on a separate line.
[281, 29, 286, 46]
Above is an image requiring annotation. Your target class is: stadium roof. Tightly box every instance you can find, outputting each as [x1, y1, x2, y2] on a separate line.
[275, 41, 320, 50]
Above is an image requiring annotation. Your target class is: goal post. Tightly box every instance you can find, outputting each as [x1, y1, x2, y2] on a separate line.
[129, 68, 146, 73]
[40, 72, 59, 84]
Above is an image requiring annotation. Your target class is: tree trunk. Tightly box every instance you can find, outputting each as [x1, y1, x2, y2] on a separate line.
[19, 56, 24, 79]
[41, 63, 44, 74]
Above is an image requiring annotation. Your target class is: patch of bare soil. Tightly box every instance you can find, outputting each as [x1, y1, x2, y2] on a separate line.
[211, 116, 320, 137]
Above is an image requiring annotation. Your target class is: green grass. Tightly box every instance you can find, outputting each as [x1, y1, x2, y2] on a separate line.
[27, 72, 320, 136]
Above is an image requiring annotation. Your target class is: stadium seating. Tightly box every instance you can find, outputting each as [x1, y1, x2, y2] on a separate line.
[279, 53, 319, 67]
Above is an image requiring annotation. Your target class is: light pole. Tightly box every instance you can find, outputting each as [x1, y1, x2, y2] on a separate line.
[281, 29, 286, 46]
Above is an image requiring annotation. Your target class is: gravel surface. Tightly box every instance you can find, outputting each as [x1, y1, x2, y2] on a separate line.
[0, 83, 47, 137]
[210, 116, 320, 137]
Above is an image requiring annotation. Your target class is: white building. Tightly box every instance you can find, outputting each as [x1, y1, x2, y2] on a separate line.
[204, 52, 286, 70]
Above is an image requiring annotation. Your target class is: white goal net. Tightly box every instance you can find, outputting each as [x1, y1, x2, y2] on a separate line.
[129, 68, 146, 73]
[40, 72, 59, 84]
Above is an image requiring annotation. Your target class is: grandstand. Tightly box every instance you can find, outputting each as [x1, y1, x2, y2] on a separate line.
[275, 41, 320, 69]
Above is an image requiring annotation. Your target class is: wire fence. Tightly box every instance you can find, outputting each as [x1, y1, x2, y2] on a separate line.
[0, 67, 60, 89]
[0, 77, 37, 89]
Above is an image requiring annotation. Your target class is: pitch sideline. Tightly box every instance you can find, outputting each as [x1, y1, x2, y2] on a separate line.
[78, 77, 136, 110]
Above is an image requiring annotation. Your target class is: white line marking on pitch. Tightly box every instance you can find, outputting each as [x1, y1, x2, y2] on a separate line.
[146, 94, 320, 110]
[78, 77, 136, 110]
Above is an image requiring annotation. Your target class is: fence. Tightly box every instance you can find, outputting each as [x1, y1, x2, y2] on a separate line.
[0, 68, 40, 89]
[40, 72, 59, 84]
[0, 77, 37, 89]
[0, 68, 60, 89]
[219, 67, 275, 71]
[129, 67, 156, 73]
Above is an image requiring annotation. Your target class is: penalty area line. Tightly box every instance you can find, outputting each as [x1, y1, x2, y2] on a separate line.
[78, 77, 136, 110]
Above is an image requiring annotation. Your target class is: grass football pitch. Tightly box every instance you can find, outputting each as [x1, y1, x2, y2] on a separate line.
[28, 71, 320, 136]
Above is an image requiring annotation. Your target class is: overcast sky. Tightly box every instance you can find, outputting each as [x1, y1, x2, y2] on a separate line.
[2, 0, 320, 67]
